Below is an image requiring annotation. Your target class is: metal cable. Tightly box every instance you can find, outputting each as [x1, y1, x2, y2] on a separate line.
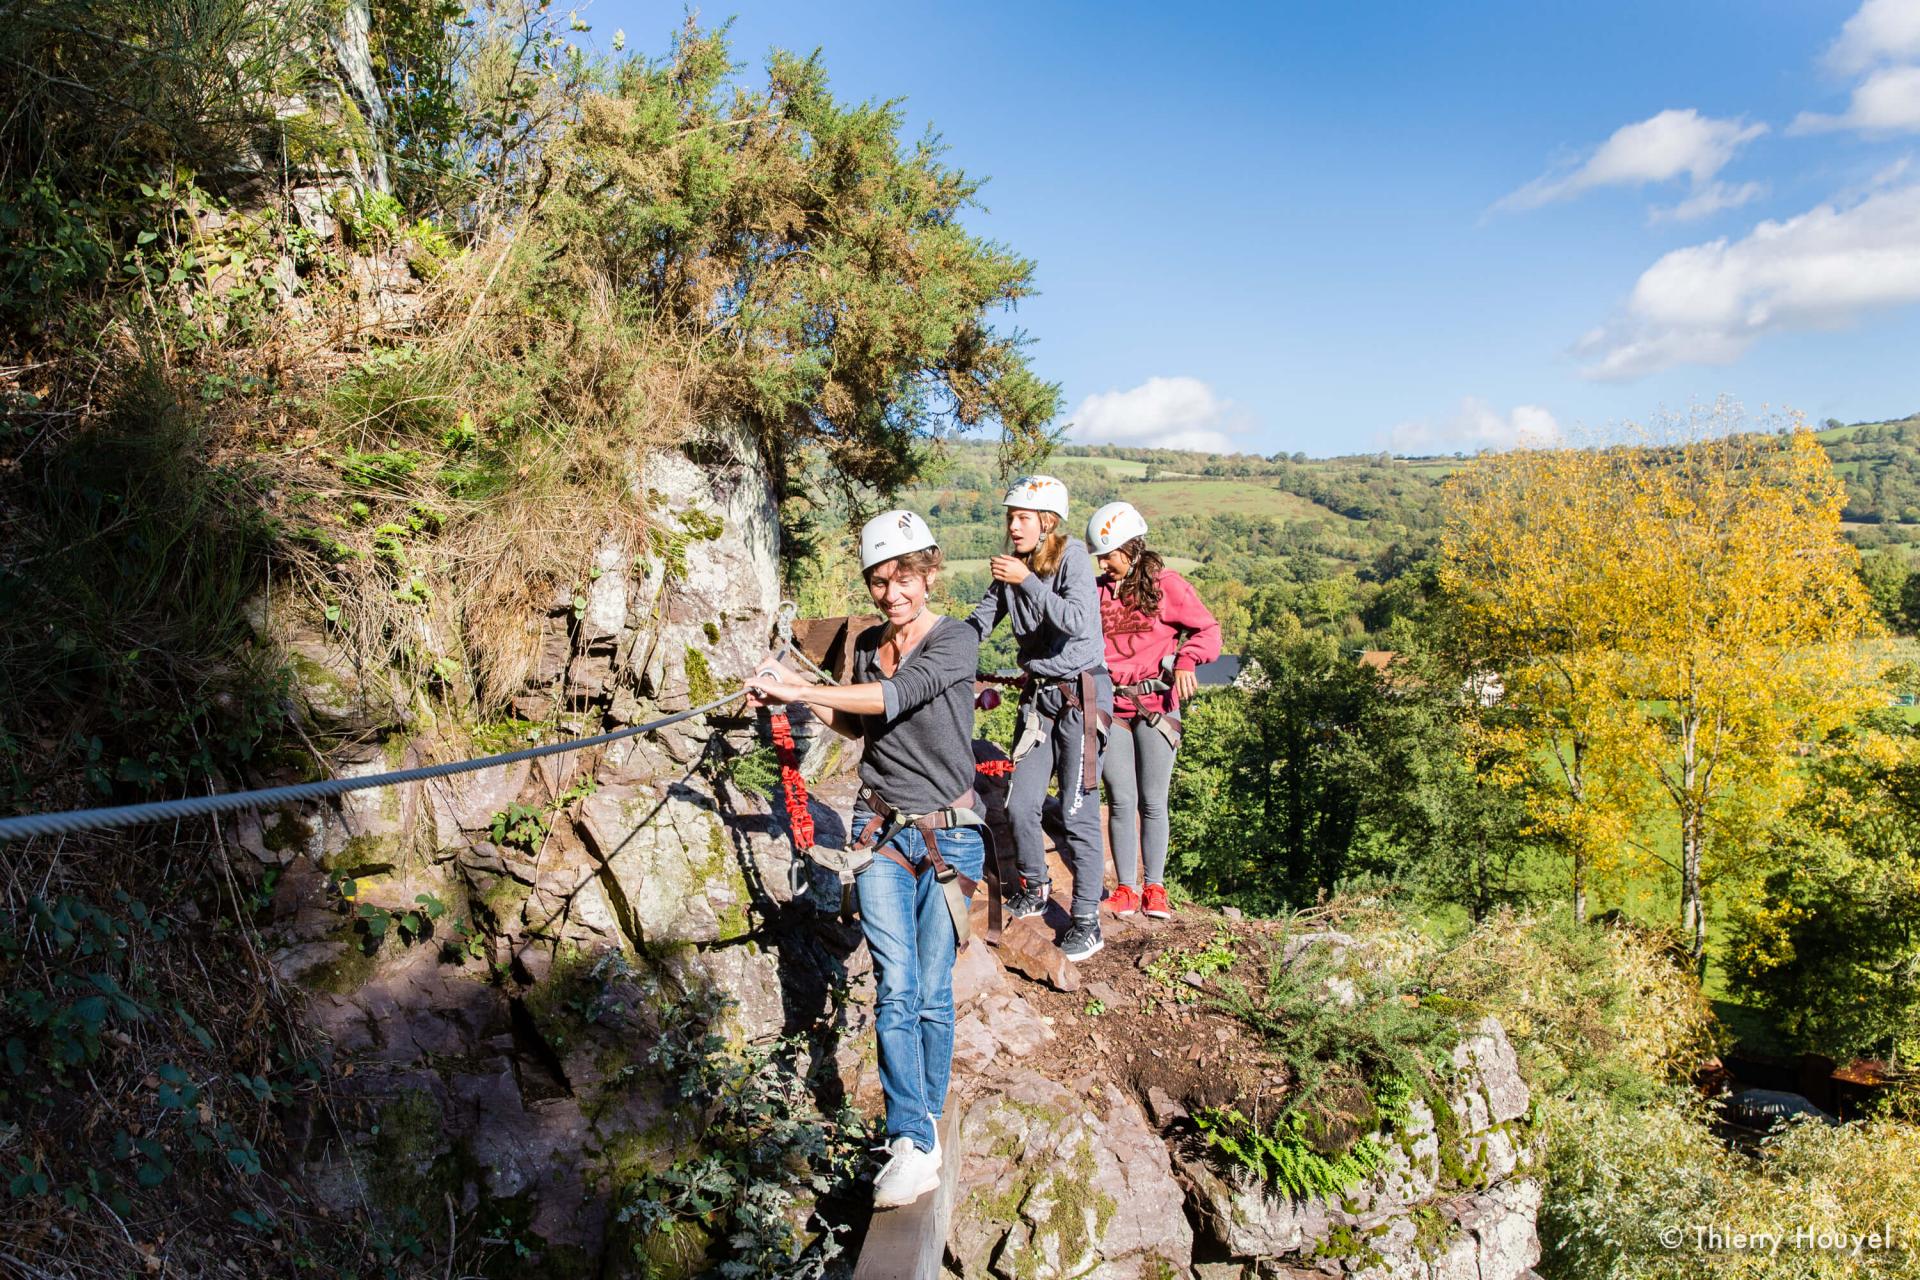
[0, 689, 749, 843]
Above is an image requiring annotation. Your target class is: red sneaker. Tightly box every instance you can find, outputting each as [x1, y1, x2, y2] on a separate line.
[1102, 884, 1141, 916]
[1142, 884, 1172, 919]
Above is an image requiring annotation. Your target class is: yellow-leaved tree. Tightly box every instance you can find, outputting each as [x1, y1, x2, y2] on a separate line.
[1614, 426, 1886, 960]
[1440, 445, 1654, 922]
[1443, 413, 1887, 960]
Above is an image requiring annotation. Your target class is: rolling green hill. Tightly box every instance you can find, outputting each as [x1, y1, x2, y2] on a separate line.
[901, 412, 1920, 650]
[1814, 412, 1920, 533]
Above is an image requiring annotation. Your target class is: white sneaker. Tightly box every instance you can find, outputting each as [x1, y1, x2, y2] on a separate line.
[872, 1135, 942, 1208]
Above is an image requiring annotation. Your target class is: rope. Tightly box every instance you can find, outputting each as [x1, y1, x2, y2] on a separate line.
[0, 603, 1049, 846]
[0, 689, 749, 843]
[767, 711, 814, 852]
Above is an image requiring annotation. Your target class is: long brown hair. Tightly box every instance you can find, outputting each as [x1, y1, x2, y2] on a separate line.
[1022, 512, 1070, 578]
[1115, 536, 1164, 616]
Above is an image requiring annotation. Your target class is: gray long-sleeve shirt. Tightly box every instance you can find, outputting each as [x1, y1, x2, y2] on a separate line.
[965, 538, 1107, 679]
[847, 616, 981, 815]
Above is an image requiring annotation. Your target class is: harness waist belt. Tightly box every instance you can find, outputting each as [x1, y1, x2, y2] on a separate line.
[853, 786, 983, 945]
[1023, 670, 1107, 792]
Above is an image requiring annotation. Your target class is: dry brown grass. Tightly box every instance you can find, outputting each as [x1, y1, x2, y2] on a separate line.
[248, 232, 706, 716]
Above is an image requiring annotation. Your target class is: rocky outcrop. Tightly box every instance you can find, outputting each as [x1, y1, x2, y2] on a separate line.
[242, 429, 857, 1263]
[949, 1068, 1194, 1280]
[1172, 1018, 1540, 1280]
[931, 957, 1541, 1280]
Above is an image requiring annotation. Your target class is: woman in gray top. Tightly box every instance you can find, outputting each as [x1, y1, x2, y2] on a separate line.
[748, 510, 983, 1210]
[966, 474, 1112, 962]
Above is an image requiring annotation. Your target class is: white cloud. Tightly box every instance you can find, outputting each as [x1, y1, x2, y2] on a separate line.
[1387, 399, 1562, 454]
[1824, 0, 1920, 74]
[1648, 180, 1768, 224]
[1791, 63, 1920, 134]
[1494, 109, 1768, 213]
[1067, 376, 1238, 452]
[1577, 182, 1920, 380]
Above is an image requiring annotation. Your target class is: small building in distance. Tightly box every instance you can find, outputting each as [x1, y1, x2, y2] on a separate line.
[1192, 654, 1267, 693]
[1196, 654, 1244, 688]
[1355, 649, 1503, 706]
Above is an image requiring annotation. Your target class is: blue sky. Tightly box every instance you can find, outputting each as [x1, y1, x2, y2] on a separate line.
[591, 1, 1920, 457]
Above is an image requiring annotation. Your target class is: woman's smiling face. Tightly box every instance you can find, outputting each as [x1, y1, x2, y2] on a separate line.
[865, 559, 933, 625]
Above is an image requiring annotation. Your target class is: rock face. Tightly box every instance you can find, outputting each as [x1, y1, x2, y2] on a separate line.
[949, 1068, 1194, 1280]
[1172, 1018, 1541, 1280]
[247, 430, 863, 1263]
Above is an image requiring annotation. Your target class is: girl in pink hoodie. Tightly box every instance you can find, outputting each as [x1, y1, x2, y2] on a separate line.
[1085, 501, 1222, 919]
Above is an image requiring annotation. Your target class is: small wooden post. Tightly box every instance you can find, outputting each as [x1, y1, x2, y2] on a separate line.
[851, 1111, 962, 1280]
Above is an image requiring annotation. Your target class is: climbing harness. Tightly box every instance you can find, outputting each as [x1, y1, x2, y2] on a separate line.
[1013, 670, 1111, 814]
[1113, 673, 1183, 751]
[849, 785, 985, 947]
[756, 608, 1020, 948]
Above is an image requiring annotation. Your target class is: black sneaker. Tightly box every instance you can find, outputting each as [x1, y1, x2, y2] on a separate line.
[1060, 917, 1104, 962]
[1005, 882, 1051, 919]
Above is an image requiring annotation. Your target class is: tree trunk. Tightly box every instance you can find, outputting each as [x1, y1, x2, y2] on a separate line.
[1680, 805, 1704, 963]
[1570, 739, 1588, 922]
[328, 0, 392, 194]
[1679, 716, 1705, 965]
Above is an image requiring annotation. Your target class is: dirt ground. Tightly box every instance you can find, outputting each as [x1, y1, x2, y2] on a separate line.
[1007, 892, 1297, 1125]
[810, 765, 1303, 1133]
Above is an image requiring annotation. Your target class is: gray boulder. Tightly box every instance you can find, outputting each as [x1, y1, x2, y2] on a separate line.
[1175, 1017, 1538, 1276]
[949, 1068, 1193, 1280]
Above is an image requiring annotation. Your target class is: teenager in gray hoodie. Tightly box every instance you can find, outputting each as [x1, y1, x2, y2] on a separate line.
[966, 475, 1112, 961]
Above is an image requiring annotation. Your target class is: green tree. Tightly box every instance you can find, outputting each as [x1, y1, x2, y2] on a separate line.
[1168, 619, 1382, 907]
[1346, 638, 1538, 922]
[542, 22, 1061, 499]
[1858, 552, 1913, 635]
[1727, 718, 1920, 1065]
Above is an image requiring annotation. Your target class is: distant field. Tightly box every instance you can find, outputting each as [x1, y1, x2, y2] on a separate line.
[1126, 479, 1346, 524]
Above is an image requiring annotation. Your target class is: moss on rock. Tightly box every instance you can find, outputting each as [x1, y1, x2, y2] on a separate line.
[967, 1126, 1117, 1280]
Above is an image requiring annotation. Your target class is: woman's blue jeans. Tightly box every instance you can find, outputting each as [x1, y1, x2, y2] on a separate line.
[853, 810, 985, 1154]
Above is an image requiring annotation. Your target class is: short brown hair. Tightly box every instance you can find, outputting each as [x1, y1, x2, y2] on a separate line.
[864, 545, 944, 584]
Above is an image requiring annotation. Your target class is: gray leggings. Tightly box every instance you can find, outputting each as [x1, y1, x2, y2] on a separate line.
[1103, 716, 1177, 888]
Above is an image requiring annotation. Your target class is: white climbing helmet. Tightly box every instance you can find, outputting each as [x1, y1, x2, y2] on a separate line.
[1086, 500, 1149, 555]
[1002, 474, 1070, 519]
[859, 509, 939, 571]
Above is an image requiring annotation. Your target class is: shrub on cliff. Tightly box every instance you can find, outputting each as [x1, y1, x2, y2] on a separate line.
[1427, 910, 1920, 1279]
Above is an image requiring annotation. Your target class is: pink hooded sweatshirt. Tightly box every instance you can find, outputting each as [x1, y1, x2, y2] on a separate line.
[1096, 569, 1223, 722]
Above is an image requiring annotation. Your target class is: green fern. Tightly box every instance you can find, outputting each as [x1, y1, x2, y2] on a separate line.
[1195, 1106, 1389, 1200]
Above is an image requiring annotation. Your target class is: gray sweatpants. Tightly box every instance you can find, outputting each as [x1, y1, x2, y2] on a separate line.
[1103, 715, 1177, 888]
[1009, 673, 1112, 921]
